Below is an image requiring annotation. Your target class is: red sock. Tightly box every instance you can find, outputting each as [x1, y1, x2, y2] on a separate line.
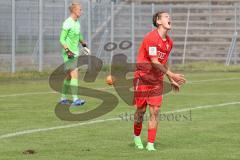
[134, 123, 142, 136]
[148, 128, 157, 143]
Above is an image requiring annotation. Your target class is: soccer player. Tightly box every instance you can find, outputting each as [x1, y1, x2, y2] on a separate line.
[59, 2, 89, 105]
[133, 11, 186, 151]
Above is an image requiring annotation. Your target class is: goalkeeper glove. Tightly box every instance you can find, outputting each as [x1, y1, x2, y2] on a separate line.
[81, 43, 90, 55]
[65, 48, 74, 59]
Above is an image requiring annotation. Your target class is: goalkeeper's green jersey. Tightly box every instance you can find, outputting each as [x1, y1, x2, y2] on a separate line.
[60, 17, 84, 56]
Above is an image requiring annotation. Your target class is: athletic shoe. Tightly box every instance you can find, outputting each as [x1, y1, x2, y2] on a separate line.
[59, 99, 70, 105]
[146, 143, 156, 151]
[134, 136, 144, 149]
[72, 99, 85, 106]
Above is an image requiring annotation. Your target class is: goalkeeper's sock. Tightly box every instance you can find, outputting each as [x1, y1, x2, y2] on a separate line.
[134, 122, 142, 136]
[61, 79, 70, 99]
[148, 128, 157, 143]
[70, 78, 79, 100]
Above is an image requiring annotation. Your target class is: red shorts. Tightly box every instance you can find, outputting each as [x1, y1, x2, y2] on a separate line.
[133, 77, 163, 108]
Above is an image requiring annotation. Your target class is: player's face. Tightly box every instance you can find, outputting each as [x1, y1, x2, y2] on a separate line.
[158, 13, 171, 30]
[73, 5, 83, 18]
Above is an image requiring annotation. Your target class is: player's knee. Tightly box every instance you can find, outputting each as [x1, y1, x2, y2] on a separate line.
[150, 115, 157, 122]
[138, 108, 146, 116]
[66, 74, 71, 80]
[136, 111, 145, 119]
[135, 109, 146, 123]
[150, 110, 159, 121]
[69, 69, 78, 78]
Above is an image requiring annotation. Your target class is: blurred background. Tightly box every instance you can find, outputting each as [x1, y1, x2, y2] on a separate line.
[0, 0, 239, 72]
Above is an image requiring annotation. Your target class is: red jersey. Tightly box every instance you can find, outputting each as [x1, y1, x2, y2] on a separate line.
[135, 29, 173, 81]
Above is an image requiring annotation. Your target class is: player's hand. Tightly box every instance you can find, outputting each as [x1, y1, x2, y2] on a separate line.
[171, 80, 180, 92]
[81, 43, 88, 48]
[65, 48, 74, 59]
[170, 73, 186, 85]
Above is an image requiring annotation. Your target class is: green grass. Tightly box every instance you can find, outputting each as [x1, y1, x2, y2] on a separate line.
[0, 71, 240, 160]
[174, 62, 240, 72]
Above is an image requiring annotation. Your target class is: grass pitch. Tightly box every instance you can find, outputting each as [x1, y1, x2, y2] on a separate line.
[0, 70, 240, 160]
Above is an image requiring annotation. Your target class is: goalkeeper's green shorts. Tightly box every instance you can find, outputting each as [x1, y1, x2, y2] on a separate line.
[62, 51, 78, 71]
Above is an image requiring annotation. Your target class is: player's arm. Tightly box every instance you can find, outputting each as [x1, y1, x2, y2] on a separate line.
[164, 64, 181, 92]
[164, 64, 174, 82]
[145, 38, 185, 84]
[150, 57, 186, 85]
[59, 29, 68, 50]
[163, 64, 175, 83]
[59, 28, 74, 59]
[150, 57, 168, 73]
[164, 64, 183, 84]
[79, 33, 86, 46]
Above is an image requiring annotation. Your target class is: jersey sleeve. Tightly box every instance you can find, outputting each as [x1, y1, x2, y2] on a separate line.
[79, 33, 84, 42]
[144, 37, 158, 59]
[59, 20, 71, 46]
[59, 29, 68, 46]
[62, 20, 71, 30]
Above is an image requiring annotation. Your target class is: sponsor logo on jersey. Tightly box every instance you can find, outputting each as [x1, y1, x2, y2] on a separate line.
[157, 51, 166, 59]
[149, 47, 157, 56]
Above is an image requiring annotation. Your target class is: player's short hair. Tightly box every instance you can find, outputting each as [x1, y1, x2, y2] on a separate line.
[152, 11, 168, 27]
[69, 1, 81, 12]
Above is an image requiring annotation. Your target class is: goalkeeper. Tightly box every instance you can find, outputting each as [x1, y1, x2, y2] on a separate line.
[59, 1, 89, 106]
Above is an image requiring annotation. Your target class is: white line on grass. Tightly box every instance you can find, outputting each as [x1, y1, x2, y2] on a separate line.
[0, 77, 239, 98]
[0, 86, 115, 98]
[0, 101, 239, 140]
[171, 93, 240, 96]
[163, 101, 240, 114]
[0, 91, 56, 98]
[188, 78, 240, 84]
[0, 118, 120, 140]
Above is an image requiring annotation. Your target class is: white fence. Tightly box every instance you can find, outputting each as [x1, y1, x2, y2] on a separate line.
[0, 0, 239, 72]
